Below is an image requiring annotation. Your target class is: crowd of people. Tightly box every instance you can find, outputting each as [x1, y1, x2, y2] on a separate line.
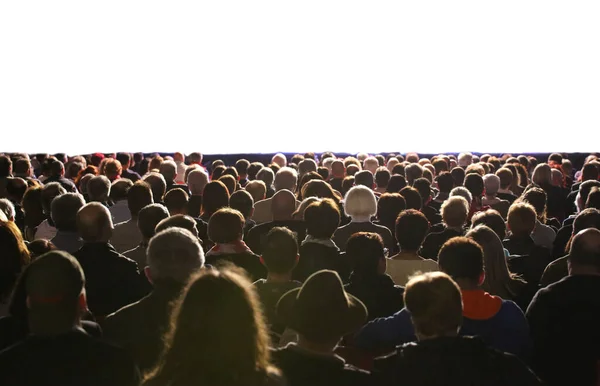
[0, 150, 599, 385]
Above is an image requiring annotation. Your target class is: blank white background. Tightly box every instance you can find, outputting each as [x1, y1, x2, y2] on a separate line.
[1, 1, 598, 154]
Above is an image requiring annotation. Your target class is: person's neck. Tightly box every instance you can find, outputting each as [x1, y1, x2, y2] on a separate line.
[393, 250, 422, 260]
[266, 272, 292, 284]
[351, 215, 371, 223]
[569, 265, 600, 277]
[445, 224, 464, 232]
[296, 336, 338, 355]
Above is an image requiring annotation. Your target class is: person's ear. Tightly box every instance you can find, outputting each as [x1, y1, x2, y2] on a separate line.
[260, 256, 266, 267]
[478, 271, 485, 286]
[293, 254, 300, 269]
[250, 207, 255, 217]
[144, 266, 154, 284]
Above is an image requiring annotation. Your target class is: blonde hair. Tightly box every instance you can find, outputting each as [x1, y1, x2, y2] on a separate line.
[441, 196, 469, 228]
[532, 163, 552, 186]
[343, 185, 377, 218]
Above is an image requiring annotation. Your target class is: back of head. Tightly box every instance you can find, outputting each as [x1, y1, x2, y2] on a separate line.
[298, 159, 318, 178]
[272, 153, 287, 168]
[573, 208, 600, 234]
[586, 187, 600, 210]
[201, 180, 230, 217]
[354, 170, 374, 189]
[483, 174, 500, 196]
[582, 162, 599, 181]
[438, 237, 484, 285]
[464, 173, 484, 199]
[568, 228, 600, 273]
[261, 227, 298, 275]
[405, 163, 424, 186]
[301, 180, 338, 201]
[580, 180, 600, 208]
[344, 185, 377, 219]
[441, 196, 469, 228]
[0, 155, 13, 177]
[521, 187, 547, 220]
[413, 178, 432, 202]
[187, 169, 209, 195]
[449, 187, 472, 206]
[245, 180, 266, 203]
[235, 159, 250, 176]
[25, 251, 85, 335]
[387, 174, 407, 193]
[363, 157, 379, 174]
[219, 174, 237, 195]
[375, 167, 391, 189]
[256, 167, 275, 188]
[458, 152, 473, 168]
[76, 202, 113, 242]
[143, 172, 167, 203]
[304, 198, 340, 239]
[471, 209, 506, 240]
[159, 160, 178, 183]
[271, 189, 296, 220]
[110, 178, 133, 202]
[331, 160, 345, 178]
[41, 182, 67, 215]
[155, 214, 198, 237]
[188, 152, 203, 165]
[507, 202, 537, 237]
[87, 175, 111, 202]
[51, 193, 86, 231]
[138, 204, 170, 240]
[395, 209, 430, 251]
[274, 167, 298, 192]
[399, 186, 422, 210]
[377, 193, 406, 225]
[346, 232, 385, 276]
[102, 158, 122, 181]
[208, 208, 245, 244]
[49, 159, 65, 177]
[0, 198, 15, 221]
[0, 221, 30, 300]
[229, 190, 254, 219]
[450, 167, 466, 187]
[164, 188, 190, 215]
[116, 152, 131, 168]
[211, 165, 226, 181]
[247, 162, 264, 181]
[147, 228, 204, 283]
[532, 163, 552, 186]
[404, 272, 463, 339]
[466, 225, 512, 294]
[128, 181, 154, 217]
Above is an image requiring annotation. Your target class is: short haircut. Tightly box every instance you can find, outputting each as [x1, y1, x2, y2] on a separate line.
[483, 174, 500, 196]
[343, 185, 377, 218]
[521, 187, 547, 219]
[245, 180, 267, 203]
[346, 164, 360, 176]
[103, 159, 122, 181]
[507, 202, 537, 236]
[211, 165, 226, 180]
[580, 180, 600, 207]
[387, 174, 407, 193]
[438, 236, 484, 282]
[223, 166, 239, 180]
[110, 179, 133, 201]
[377, 193, 406, 225]
[155, 214, 198, 236]
[261, 227, 298, 274]
[229, 190, 254, 219]
[201, 180, 230, 217]
[13, 158, 31, 176]
[256, 167, 275, 187]
[496, 168, 513, 189]
[586, 187, 600, 210]
[375, 167, 391, 188]
[464, 173, 484, 198]
[137, 204, 170, 239]
[568, 229, 600, 270]
[189, 152, 203, 164]
[87, 175, 111, 202]
[274, 167, 298, 191]
[128, 181, 154, 216]
[436, 171, 454, 194]
[341, 176, 355, 196]
[405, 163, 424, 186]
[187, 169, 209, 195]
[404, 272, 463, 337]
[317, 167, 329, 181]
[413, 178, 432, 201]
[391, 163, 405, 176]
[147, 228, 204, 282]
[471, 209, 506, 240]
[450, 167, 466, 186]
[247, 162, 264, 180]
[0, 156, 14, 177]
[207, 208, 245, 244]
[432, 159, 449, 175]
[51, 193, 86, 231]
[143, 172, 166, 203]
[354, 170, 374, 188]
[449, 187, 473, 206]
[582, 163, 599, 181]
[304, 198, 341, 239]
[395, 209, 430, 251]
[164, 188, 190, 215]
[41, 182, 67, 214]
[441, 196, 469, 228]
[235, 159, 250, 175]
[399, 186, 422, 210]
[346, 232, 385, 275]
[0, 199, 15, 221]
[159, 160, 178, 182]
[116, 152, 131, 167]
[218, 174, 237, 195]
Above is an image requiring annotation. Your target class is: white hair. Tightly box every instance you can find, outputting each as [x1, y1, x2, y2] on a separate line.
[187, 169, 209, 195]
[274, 167, 298, 191]
[450, 186, 473, 206]
[0, 199, 15, 221]
[147, 228, 204, 282]
[272, 153, 287, 167]
[441, 196, 470, 228]
[458, 152, 473, 168]
[343, 185, 377, 218]
[323, 157, 335, 171]
[159, 160, 178, 182]
[387, 158, 399, 172]
[483, 174, 501, 196]
[363, 157, 379, 174]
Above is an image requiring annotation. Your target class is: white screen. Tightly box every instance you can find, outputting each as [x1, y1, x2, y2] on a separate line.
[1, 1, 598, 154]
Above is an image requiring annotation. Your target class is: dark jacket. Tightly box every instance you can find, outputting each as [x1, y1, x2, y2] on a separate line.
[121, 169, 141, 183]
[295, 242, 351, 283]
[246, 220, 306, 255]
[344, 273, 404, 321]
[205, 251, 267, 281]
[552, 224, 573, 259]
[74, 243, 151, 318]
[254, 279, 302, 338]
[0, 328, 139, 386]
[45, 175, 77, 192]
[333, 222, 396, 253]
[504, 236, 552, 285]
[526, 275, 600, 386]
[539, 255, 568, 287]
[187, 194, 202, 217]
[374, 336, 542, 386]
[421, 205, 442, 227]
[271, 343, 372, 386]
[497, 191, 518, 204]
[102, 282, 185, 372]
[419, 227, 464, 261]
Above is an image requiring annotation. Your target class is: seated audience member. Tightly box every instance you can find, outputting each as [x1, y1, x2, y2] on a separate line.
[246, 189, 306, 255]
[103, 228, 204, 372]
[34, 182, 66, 240]
[117, 152, 141, 182]
[204, 208, 266, 280]
[413, 177, 441, 225]
[419, 196, 469, 260]
[253, 167, 299, 223]
[26, 239, 56, 260]
[540, 208, 600, 287]
[374, 272, 542, 386]
[0, 221, 30, 317]
[526, 228, 600, 386]
[245, 179, 267, 204]
[404, 163, 423, 186]
[159, 160, 188, 194]
[257, 167, 276, 199]
[464, 173, 489, 217]
[295, 198, 349, 281]
[111, 181, 154, 253]
[430, 171, 453, 210]
[101, 158, 122, 182]
[21, 186, 44, 241]
[5, 178, 27, 231]
[521, 187, 556, 249]
[354, 170, 375, 191]
[482, 173, 510, 218]
[374, 167, 390, 194]
[471, 209, 507, 241]
[344, 233, 404, 321]
[143, 172, 167, 204]
[0, 198, 15, 224]
[109, 179, 133, 224]
[504, 203, 551, 286]
[0, 251, 139, 386]
[363, 157, 379, 175]
[329, 160, 346, 193]
[398, 186, 422, 211]
[123, 204, 170, 269]
[219, 174, 238, 195]
[386, 174, 407, 194]
[229, 189, 256, 238]
[272, 270, 371, 386]
[333, 186, 395, 253]
[87, 175, 111, 206]
[199, 180, 230, 222]
[163, 188, 189, 216]
[45, 159, 77, 192]
[172, 152, 187, 184]
[186, 169, 208, 217]
[143, 268, 284, 386]
[49, 193, 86, 254]
[253, 227, 302, 341]
[450, 166, 465, 187]
[387, 210, 438, 285]
[496, 168, 518, 204]
[272, 152, 287, 168]
[235, 158, 250, 187]
[74, 203, 150, 318]
[355, 237, 531, 359]
[531, 163, 567, 221]
[467, 225, 534, 312]
[247, 161, 264, 181]
[375, 193, 406, 242]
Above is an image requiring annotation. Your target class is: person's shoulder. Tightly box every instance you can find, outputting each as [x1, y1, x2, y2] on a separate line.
[485, 346, 543, 383]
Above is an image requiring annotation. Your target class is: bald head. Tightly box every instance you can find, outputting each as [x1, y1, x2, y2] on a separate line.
[272, 153, 287, 168]
[76, 202, 114, 242]
[187, 169, 209, 195]
[569, 228, 600, 274]
[271, 189, 296, 221]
